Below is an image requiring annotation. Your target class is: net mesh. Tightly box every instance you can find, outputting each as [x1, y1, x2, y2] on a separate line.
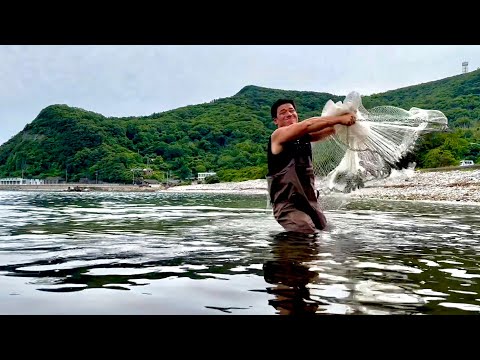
[312, 91, 448, 197]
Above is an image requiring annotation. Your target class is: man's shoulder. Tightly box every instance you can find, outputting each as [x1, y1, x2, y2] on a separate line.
[269, 128, 279, 143]
[270, 126, 288, 139]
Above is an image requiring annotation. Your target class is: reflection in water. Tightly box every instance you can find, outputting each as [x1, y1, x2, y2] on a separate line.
[262, 230, 434, 315]
[1, 191, 480, 314]
[264, 232, 322, 315]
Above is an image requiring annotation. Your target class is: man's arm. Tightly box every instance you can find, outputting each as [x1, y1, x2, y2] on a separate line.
[271, 113, 356, 154]
[309, 127, 336, 142]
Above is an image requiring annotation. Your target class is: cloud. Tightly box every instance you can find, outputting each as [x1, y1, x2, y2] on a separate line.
[1, 45, 479, 145]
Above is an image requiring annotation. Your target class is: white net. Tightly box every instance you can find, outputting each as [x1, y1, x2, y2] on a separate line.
[312, 91, 448, 198]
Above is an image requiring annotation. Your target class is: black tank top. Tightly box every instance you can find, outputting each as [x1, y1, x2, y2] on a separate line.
[267, 134, 312, 176]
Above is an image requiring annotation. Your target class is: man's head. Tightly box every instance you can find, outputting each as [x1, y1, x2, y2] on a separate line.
[271, 99, 298, 128]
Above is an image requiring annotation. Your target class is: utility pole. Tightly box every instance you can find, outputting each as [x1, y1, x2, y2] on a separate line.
[145, 156, 154, 172]
[21, 159, 25, 180]
[130, 168, 143, 185]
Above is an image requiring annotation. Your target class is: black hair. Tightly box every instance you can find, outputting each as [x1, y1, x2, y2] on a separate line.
[271, 99, 296, 119]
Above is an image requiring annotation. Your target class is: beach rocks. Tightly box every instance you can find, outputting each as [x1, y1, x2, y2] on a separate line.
[349, 169, 480, 203]
[167, 170, 480, 203]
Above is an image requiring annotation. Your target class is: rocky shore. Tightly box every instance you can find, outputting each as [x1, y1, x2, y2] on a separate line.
[2, 169, 479, 204]
[166, 169, 480, 203]
[348, 169, 480, 203]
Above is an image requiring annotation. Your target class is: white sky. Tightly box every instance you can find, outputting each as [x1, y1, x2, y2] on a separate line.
[1, 45, 479, 145]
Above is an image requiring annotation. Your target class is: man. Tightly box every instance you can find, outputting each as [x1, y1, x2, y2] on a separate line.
[267, 99, 356, 234]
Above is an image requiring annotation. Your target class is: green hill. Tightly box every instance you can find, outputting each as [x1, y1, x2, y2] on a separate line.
[1, 70, 479, 183]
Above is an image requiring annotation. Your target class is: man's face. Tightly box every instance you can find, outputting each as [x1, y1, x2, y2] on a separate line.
[274, 103, 298, 128]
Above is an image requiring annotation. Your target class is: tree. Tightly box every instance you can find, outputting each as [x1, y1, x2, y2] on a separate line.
[204, 175, 220, 184]
[423, 148, 457, 168]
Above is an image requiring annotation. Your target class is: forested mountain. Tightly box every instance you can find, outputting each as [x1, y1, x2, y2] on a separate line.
[1, 69, 479, 183]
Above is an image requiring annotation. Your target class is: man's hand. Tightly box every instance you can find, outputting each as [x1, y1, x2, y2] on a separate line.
[340, 112, 356, 126]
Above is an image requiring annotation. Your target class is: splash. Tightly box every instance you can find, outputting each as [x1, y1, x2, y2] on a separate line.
[312, 91, 448, 201]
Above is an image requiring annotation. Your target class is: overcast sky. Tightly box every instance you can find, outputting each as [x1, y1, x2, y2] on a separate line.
[1, 45, 479, 145]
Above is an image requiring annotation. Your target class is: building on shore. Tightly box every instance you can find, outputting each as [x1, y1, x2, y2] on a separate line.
[197, 172, 217, 183]
[0, 177, 45, 185]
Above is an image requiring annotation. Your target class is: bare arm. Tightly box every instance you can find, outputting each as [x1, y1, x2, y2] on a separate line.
[271, 113, 356, 154]
[309, 127, 336, 142]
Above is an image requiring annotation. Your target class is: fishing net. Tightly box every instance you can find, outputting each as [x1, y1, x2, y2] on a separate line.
[312, 91, 448, 199]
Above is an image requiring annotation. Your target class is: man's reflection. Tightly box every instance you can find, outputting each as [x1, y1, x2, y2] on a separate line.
[263, 232, 321, 315]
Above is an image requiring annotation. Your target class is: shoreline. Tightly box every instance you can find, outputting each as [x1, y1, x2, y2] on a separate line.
[164, 169, 480, 203]
[348, 169, 480, 203]
[1, 169, 479, 203]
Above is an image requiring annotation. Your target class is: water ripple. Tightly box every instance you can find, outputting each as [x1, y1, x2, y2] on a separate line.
[0, 191, 479, 314]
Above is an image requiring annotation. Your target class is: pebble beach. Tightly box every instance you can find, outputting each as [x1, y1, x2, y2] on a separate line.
[166, 169, 480, 204]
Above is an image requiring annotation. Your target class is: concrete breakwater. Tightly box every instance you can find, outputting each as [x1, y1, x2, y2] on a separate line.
[0, 184, 161, 192]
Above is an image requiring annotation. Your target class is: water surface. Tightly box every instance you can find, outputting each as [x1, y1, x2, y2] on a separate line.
[0, 191, 479, 314]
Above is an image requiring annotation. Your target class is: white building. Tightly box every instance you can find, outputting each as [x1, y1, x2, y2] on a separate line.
[0, 178, 45, 185]
[197, 172, 216, 182]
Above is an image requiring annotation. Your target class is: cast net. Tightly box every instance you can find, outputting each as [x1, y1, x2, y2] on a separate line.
[312, 91, 448, 201]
